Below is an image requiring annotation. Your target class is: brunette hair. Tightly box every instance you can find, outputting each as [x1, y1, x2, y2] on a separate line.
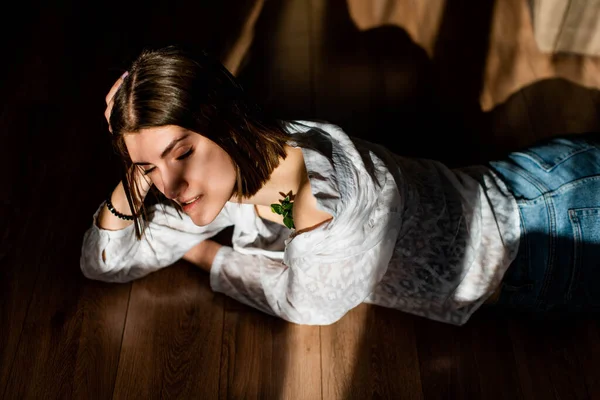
[109, 45, 289, 238]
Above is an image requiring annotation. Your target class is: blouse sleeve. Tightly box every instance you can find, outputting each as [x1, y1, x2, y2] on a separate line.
[210, 216, 399, 325]
[80, 202, 234, 283]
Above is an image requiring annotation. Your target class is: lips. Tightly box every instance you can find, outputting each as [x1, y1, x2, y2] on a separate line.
[181, 195, 201, 205]
[180, 195, 202, 212]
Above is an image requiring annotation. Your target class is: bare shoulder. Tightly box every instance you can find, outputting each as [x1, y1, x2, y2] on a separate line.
[293, 175, 333, 234]
[253, 145, 333, 234]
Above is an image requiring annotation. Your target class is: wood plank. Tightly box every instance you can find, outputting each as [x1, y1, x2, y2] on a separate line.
[485, 88, 537, 158]
[0, 212, 56, 397]
[1, 188, 130, 399]
[236, 0, 313, 119]
[238, 43, 313, 121]
[0, 100, 130, 398]
[220, 308, 321, 399]
[0, 3, 46, 107]
[346, 0, 437, 56]
[0, 4, 92, 392]
[414, 317, 483, 400]
[0, 109, 42, 396]
[310, 0, 382, 138]
[519, 78, 600, 140]
[72, 282, 131, 399]
[112, 264, 224, 399]
[573, 318, 600, 399]
[321, 304, 423, 400]
[321, 305, 371, 400]
[507, 315, 591, 400]
[481, 0, 600, 112]
[467, 311, 524, 400]
[481, 0, 540, 112]
[429, 0, 497, 166]
[309, 0, 445, 160]
[371, 24, 446, 162]
[413, 309, 523, 400]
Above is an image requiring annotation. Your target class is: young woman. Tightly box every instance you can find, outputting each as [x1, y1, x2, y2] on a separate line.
[81, 45, 600, 326]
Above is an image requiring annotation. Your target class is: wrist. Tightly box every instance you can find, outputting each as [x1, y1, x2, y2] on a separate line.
[95, 182, 136, 230]
[106, 195, 135, 220]
[183, 240, 222, 273]
[110, 182, 137, 216]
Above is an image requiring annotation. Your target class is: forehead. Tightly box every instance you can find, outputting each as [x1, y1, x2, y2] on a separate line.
[125, 125, 189, 162]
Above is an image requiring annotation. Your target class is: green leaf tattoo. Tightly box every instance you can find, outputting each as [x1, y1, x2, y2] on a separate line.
[270, 192, 295, 229]
[270, 204, 283, 214]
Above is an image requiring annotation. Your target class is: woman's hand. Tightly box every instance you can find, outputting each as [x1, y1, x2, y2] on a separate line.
[182, 240, 223, 273]
[104, 71, 128, 133]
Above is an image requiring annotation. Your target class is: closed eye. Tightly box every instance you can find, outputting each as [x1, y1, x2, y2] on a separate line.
[176, 148, 193, 160]
[141, 166, 155, 175]
[141, 148, 193, 175]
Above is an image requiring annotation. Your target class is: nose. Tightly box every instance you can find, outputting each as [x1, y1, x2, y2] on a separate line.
[164, 187, 180, 200]
[160, 170, 187, 201]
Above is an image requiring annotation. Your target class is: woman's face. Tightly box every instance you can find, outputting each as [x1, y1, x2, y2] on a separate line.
[124, 125, 237, 226]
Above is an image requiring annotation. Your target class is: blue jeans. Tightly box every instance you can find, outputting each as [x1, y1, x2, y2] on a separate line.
[488, 133, 600, 313]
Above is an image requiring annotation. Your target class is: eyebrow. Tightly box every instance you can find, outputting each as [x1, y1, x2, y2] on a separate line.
[133, 134, 189, 166]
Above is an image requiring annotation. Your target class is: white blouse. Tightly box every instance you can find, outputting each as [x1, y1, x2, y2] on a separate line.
[80, 121, 521, 325]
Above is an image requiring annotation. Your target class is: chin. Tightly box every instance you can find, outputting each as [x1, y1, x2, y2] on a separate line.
[188, 209, 219, 227]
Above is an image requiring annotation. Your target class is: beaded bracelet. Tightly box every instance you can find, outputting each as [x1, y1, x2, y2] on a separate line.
[106, 196, 135, 221]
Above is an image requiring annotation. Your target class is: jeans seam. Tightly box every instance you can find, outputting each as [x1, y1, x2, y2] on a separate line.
[492, 162, 600, 206]
[566, 210, 582, 302]
[537, 195, 556, 308]
[490, 161, 549, 200]
[511, 146, 593, 172]
[546, 175, 600, 197]
[491, 161, 556, 309]
[518, 176, 600, 206]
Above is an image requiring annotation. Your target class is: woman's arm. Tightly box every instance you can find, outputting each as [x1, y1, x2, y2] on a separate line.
[182, 239, 222, 273]
[80, 202, 234, 283]
[207, 230, 398, 325]
[97, 72, 152, 233]
[96, 174, 151, 232]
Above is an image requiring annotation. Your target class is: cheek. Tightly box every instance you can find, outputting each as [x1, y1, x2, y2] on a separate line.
[216, 155, 237, 187]
[153, 178, 166, 194]
[184, 160, 205, 186]
[193, 148, 236, 186]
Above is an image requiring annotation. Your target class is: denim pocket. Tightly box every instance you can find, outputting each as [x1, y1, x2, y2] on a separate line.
[567, 208, 600, 305]
[512, 138, 594, 172]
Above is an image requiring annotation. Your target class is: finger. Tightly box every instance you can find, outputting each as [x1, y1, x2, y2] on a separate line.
[105, 98, 114, 132]
[105, 80, 121, 105]
[105, 71, 129, 105]
[105, 98, 113, 120]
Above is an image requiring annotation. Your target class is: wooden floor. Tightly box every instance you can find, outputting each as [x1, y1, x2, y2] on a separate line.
[2, 0, 600, 399]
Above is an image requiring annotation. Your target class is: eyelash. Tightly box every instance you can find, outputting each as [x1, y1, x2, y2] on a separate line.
[141, 148, 193, 175]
